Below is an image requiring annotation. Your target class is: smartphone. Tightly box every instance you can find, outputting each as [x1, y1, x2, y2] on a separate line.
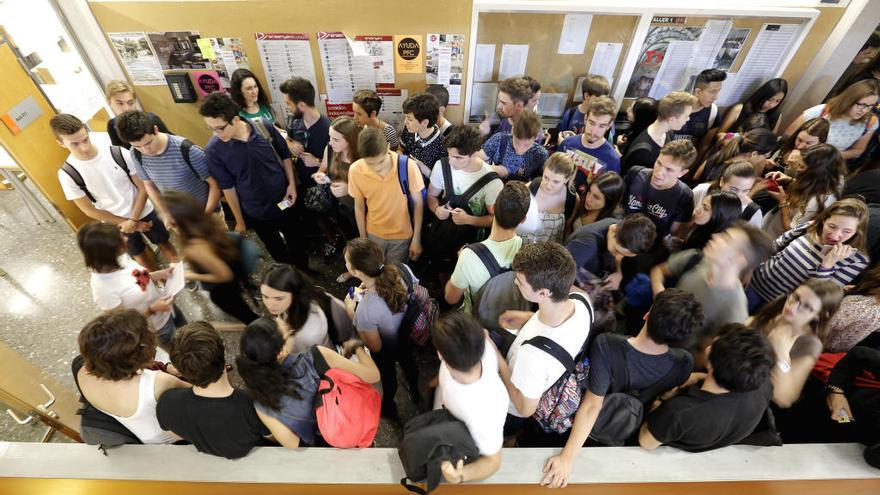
[765, 178, 780, 193]
[277, 199, 292, 210]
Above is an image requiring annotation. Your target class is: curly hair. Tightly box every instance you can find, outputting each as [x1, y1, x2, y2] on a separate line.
[647, 289, 703, 345]
[79, 308, 156, 381]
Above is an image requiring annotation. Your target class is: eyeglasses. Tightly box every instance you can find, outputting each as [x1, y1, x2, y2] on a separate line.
[205, 121, 232, 133]
[853, 102, 875, 111]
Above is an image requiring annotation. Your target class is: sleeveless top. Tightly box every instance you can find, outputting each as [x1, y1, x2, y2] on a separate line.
[100, 369, 175, 444]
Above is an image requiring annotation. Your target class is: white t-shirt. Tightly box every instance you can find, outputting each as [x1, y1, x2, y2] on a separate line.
[290, 302, 332, 354]
[692, 182, 762, 228]
[58, 145, 153, 219]
[436, 337, 508, 455]
[90, 255, 169, 330]
[506, 294, 591, 416]
[802, 104, 878, 152]
[429, 159, 503, 216]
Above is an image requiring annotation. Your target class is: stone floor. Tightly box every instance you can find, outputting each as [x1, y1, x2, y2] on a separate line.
[0, 178, 432, 447]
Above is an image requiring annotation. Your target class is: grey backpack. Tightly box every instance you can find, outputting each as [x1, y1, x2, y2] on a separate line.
[467, 242, 530, 332]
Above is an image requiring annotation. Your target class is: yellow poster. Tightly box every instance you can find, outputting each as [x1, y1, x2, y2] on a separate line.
[394, 34, 423, 74]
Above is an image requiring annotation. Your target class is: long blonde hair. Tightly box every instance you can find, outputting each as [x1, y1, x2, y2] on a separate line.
[826, 79, 879, 122]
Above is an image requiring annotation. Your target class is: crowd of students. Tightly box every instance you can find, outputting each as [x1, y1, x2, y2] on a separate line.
[52, 63, 880, 486]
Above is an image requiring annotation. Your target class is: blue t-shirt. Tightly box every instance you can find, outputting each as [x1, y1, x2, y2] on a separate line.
[558, 135, 621, 195]
[287, 114, 330, 188]
[130, 135, 211, 207]
[205, 118, 293, 221]
[482, 132, 548, 182]
[253, 351, 320, 445]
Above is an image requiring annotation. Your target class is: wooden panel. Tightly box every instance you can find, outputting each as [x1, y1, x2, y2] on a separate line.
[781, 7, 846, 94]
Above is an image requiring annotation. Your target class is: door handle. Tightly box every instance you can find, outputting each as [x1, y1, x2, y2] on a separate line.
[5, 384, 59, 425]
[6, 408, 36, 425]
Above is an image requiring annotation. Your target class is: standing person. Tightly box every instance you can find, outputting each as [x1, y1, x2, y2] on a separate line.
[163, 191, 258, 324]
[679, 191, 743, 251]
[570, 171, 625, 231]
[692, 161, 762, 227]
[557, 96, 622, 195]
[313, 116, 362, 249]
[105, 80, 171, 149]
[400, 92, 447, 178]
[230, 69, 276, 125]
[692, 128, 777, 183]
[616, 97, 658, 158]
[480, 109, 548, 183]
[52, 113, 175, 271]
[479, 77, 532, 140]
[621, 92, 697, 174]
[348, 127, 425, 263]
[566, 214, 657, 292]
[785, 79, 879, 162]
[199, 93, 309, 271]
[556, 75, 612, 143]
[425, 84, 453, 136]
[115, 110, 221, 225]
[260, 264, 331, 353]
[280, 77, 331, 190]
[717, 78, 788, 136]
[673, 69, 727, 155]
[518, 153, 579, 245]
[352, 89, 399, 150]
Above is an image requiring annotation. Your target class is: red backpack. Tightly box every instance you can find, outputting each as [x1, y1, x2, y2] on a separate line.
[314, 367, 381, 448]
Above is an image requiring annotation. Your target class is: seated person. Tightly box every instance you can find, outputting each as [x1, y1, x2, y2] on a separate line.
[479, 109, 548, 182]
[157, 322, 270, 459]
[827, 345, 880, 445]
[641, 323, 775, 452]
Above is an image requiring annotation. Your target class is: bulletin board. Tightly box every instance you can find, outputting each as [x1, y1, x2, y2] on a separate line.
[87, 0, 474, 147]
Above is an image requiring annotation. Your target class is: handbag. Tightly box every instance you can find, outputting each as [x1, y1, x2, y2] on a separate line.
[304, 184, 335, 213]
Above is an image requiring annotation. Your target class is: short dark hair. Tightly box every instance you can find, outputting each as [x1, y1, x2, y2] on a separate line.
[709, 323, 774, 393]
[279, 77, 316, 107]
[170, 322, 226, 388]
[432, 312, 485, 371]
[498, 77, 532, 106]
[353, 89, 382, 117]
[694, 69, 727, 90]
[357, 126, 388, 158]
[79, 308, 156, 381]
[494, 181, 531, 229]
[660, 139, 698, 169]
[582, 74, 611, 98]
[425, 84, 449, 107]
[77, 222, 124, 272]
[50, 113, 85, 138]
[513, 109, 542, 140]
[199, 92, 239, 122]
[729, 221, 775, 272]
[512, 241, 576, 302]
[615, 214, 656, 254]
[445, 125, 482, 155]
[115, 110, 157, 143]
[646, 288, 703, 345]
[402, 92, 439, 126]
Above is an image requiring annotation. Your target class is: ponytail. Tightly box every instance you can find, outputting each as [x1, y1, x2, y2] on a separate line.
[345, 238, 409, 314]
[374, 264, 408, 314]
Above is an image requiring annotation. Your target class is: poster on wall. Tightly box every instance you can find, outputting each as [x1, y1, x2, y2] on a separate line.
[717, 24, 800, 107]
[191, 71, 224, 97]
[377, 88, 408, 127]
[107, 32, 165, 85]
[196, 37, 250, 88]
[353, 35, 395, 87]
[317, 32, 375, 104]
[147, 31, 210, 70]
[714, 28, 751, 72]
[625, 26, 703, 98]
[255, 33, 319, 121]
[394, 34, 423, 74]
[425, 33, 465, 105]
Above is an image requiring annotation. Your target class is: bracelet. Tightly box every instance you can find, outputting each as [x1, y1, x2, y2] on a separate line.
[827, 385, 845, 395]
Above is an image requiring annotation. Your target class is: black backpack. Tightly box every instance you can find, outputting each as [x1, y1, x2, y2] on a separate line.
[398, 408, 480, 494]
[61, 145, 133, 203]
[467, 242, 531, 338]
[71, 356, 142, 452]
[131, 138, 200, 179]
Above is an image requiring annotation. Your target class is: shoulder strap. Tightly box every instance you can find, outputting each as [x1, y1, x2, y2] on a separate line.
[560, 106, 575, 131]
[179, 139, 199, 178]
[529, 178, 540, 195]
[397, 152, 410, 197]
[454, 171, 501, 209]
[109, 146, 135, 186]
[681, 251, 704, 275]
[440, 157, 455, 203]
[326, 146, 334, 176]
[466, 242, 503, 278]
[708, 103, 718, 129]
[252, 117, 285, 167]
[608, 335, 631, 394]
[393, 261, 415, 297]
[62, 162, 96, 203]
[742, 201, 761, 221]
[524, 336, 575, 372]
[568, 292, 594, 328]
[564, 189, 577, 218]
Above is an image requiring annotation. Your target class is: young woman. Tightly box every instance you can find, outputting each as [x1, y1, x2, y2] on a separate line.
[570, 171, 624, 232]
[692, 160, 762, 227]
[260, 264, 331, 353]
[718, 78, 788, 136]
[518, 153, 579, 244]
[681, 191, 743, 251]
[236, 317, 379, 448]
[616, 97, 658, 157]
[760, 143, 845, 238]
[775, 118, 830, 172]
[163, 191, 258, 324]
[785, 79, 879, 161]
[342, 237, 420, 418]
[693, 128, 778, 182]
[749, 198, 870, 311]
[77, 222, 184, 349]
[230, 69, 275, 124]
[748, 279, 843, 407]
[76, 308, 190, 443]
[825, 264, 880, 352]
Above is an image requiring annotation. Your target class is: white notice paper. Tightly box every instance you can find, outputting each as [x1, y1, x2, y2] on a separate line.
[588, 42, 624, 86]
[353, 35, 395, 86]
[687, 20, 733, 76]
[557, 14, 592, 55]
[717, 23, 799, 107]
[499, 44, 529, 80]
[108, 32, 166, 86]
[649, 40, 696, 99]
[317, 32, 376, 104]
[474, 44, 495, 82]
[537, 93, 569, 118]
[469, 82, 499, 122]
[164, 263, 185, 297]
[255, 33, 319, 121]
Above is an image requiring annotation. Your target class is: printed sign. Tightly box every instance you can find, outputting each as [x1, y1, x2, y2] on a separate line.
[191, 71, 224, 97]
[394, 35, 423, 73]
[1, 96, 43, 135]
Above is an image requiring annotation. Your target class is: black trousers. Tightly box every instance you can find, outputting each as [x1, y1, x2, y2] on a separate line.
[373, 343, 420, 408]
[247, 206, 309, 270]
[207, 280, 258, 324]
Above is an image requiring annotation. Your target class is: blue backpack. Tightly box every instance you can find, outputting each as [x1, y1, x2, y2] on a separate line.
[396, 153, 427, 222]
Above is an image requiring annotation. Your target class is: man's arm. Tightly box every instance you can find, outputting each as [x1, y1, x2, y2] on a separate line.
[650, 262, 670, 296]
[540, 391, 605, 488]
[281, 157, 298, 203]
[354, 196, 367, 237]
[498, 359, 540, 417]
[441, 451, 502, 484]
[409, 190, 424, 260]
[638, 422, 663, 450]
[222, 187, 247, 234]
[129, 173, 150, 221]
[143, 180, 170, 227]
[71, 196, 130, 225]
[204, 176, 221, 213]
[444, 280, 465, 306]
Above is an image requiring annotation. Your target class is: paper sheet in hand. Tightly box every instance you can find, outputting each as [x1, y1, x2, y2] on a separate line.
[164, 263, 186, 296]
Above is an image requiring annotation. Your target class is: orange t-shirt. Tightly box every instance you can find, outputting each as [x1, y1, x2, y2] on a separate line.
[348, 151, 424, 240]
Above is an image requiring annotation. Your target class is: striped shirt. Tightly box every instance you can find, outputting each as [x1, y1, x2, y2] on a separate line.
[129, 135, 211, 206]
[751, 222, 869, 302]
[382, 122, 400, 151]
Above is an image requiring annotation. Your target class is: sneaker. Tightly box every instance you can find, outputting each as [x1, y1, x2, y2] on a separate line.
[185, 280, 199, 292]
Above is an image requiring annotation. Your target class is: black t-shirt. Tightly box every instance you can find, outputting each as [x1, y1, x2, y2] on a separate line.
[565, 217, 617, 280]
[673, 105, 719, 144]
[108, 112, 171, 149]
[646, 381, 772, 453]
[587, 333, 693, 398]
[288, 114, 331, 188]
[621, 128, 672, 174]
[844, 169, 880, 205]
[623, 167, 694, 239]
[157, 388, 270, 459]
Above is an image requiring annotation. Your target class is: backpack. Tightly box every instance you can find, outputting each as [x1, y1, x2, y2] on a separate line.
[589, 334, 689, 446]
[62, 145, 133, 203]
[251, 117, 287, 167]
[398, 408, 480, 495]
[526, 292, 596, 434]
[395, 261, 439, 347]
[313, 289, 358, 347]
[397, 152, 428, 223]
[311, 348, 381, 448]
[71, 356, 142, 451]
[131, 138, 200, 179]
[467, 242, 531, 333]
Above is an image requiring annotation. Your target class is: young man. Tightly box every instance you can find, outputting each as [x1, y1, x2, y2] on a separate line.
[444, 181, 531, 311]
[566, 214, 656, 293]
[496, 242, 591, 430]
[540, 289, 701, 488]
[352, 89, 399, 150]
[433, 312, 508, 484]
[557, 96, 622, 194]
[479, 77, 532, 139]
[673, 69, 727, 155]
[199, 93, 308, 271]
[52, 113, 175, 271]
[641, 323, 774, 452]
[115, 110, 220, 227]
[105, 80, 171, 149]
[157, 322, 270, 459]
[425, 84, 453, 136]
[348, 127, 425, 263]
[556, 74, 611, 142]
[400, 92, 446, 178]
[279, 77, 331, 190]
[651, 222, 775, 356]
[623, 139, 697, 240]
[480, 109, 548, 182]
[621, 91, 697, 174]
